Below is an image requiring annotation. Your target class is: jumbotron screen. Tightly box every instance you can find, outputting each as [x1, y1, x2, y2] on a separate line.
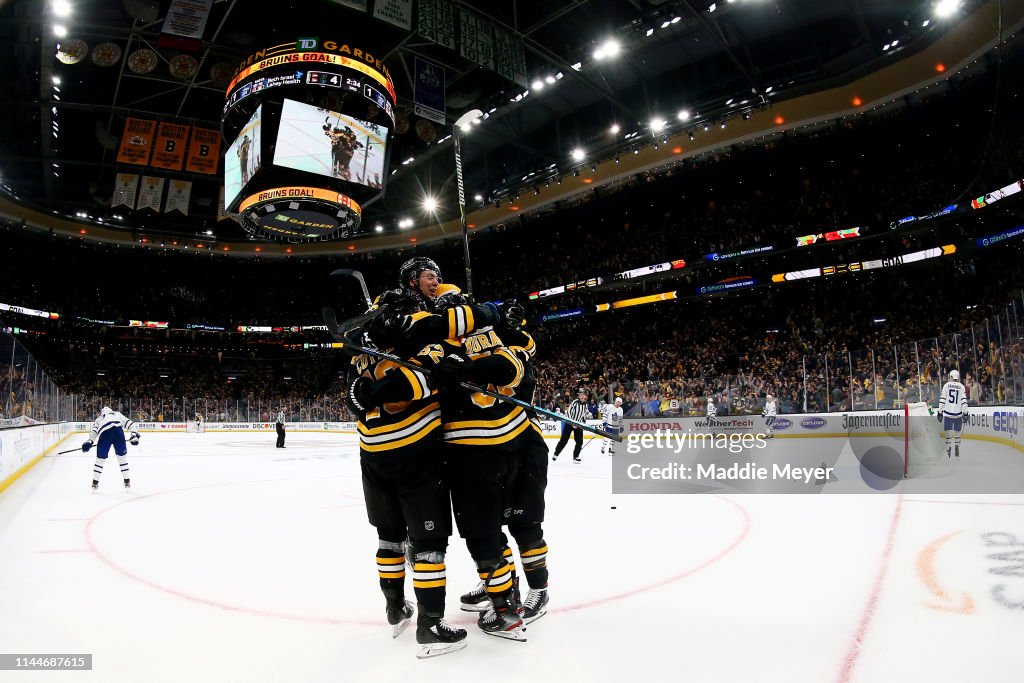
[274, 99, 387, 189]
[224, 104, 263, 209]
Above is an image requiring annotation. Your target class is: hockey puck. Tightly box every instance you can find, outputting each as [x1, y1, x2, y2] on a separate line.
[610, 506, 616, 509]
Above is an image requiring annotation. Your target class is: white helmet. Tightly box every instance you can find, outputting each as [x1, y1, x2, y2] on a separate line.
[101, 406, 113, 416]
[949, 369, 960, 382]
[766, 394, 774, 401]
[707, 396, 715, 403]
[614, 397, 623, 405]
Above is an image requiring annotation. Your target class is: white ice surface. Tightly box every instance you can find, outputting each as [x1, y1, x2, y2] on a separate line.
[1, 432, 1022, 682]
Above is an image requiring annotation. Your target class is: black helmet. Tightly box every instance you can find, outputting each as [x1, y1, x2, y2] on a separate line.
[399, 257, 442, 291]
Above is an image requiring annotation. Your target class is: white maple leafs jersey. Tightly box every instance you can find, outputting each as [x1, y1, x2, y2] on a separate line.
[88, 411, 136, 442]
[762, 399, 777, 418]
[938, 381, 968, 417]
[601, 403, 623, 427]
[707, 402, 717, 418]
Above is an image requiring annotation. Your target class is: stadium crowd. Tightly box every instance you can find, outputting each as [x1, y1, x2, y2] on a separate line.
[2, 50, 1023, 424]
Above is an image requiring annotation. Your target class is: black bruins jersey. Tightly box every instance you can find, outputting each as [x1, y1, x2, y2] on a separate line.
[350, 350, 439, 456]
[423, 325, 533, 447]
[350, 306, 499, 456]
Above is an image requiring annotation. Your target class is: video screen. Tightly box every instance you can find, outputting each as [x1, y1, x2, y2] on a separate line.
[274, 99, 387, 189]
[224, 104, 263, 208]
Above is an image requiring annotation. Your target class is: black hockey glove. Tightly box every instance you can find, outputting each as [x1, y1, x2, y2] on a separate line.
[501, 299, 526, 329]
[936, 412, 943, 423]
[81, 441, 93, 453]
[431, 354, 477, 388]
[348, 376, 372, 413]
[130, 432, 140, 446]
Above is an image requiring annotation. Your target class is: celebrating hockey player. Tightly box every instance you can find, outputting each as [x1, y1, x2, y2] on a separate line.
[600, 396, 624, 455]
[762, 394, 777, 439]
[937, 369, 969, 457]
[82, 405, 139, 491]
[707, 396, 717, 419]
[451, 295, 551, 626]
[342, 269, 509, 658]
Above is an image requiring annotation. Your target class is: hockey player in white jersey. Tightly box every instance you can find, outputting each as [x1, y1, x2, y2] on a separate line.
[761, 394, 777, 439]
[937, 369, 969, 457]
[706, 397, 717, 419]
[600, 397, 624, 455]
[82, 406, 139, 491]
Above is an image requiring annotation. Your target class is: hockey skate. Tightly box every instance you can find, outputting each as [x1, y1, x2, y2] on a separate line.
[416, 615, 468, 658]
[124, 479, 131, 490]
[478, 603, 527, 641]
[955, 445, 960, 458]
[522, 587, 549, 624]
[947, 446, 952, 458]
[386, 598, 414, 638]
[91, 480, 98, 492]
[573, 456, 581, 463]
[460, 581, 490, 612]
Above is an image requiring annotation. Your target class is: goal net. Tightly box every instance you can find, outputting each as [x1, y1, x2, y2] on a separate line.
[904, 402, 951, 478]
[186, 418, 206, 433]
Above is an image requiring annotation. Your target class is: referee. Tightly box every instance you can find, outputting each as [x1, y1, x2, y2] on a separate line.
[275, 407, 286, 448]
[553, 388, 591, 463]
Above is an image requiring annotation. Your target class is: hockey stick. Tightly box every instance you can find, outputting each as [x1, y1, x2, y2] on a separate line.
[57, 446, 84, 455]
[321, 321, 622, 442]
[329, 268, 373, 309]
[453, 109, 483, 299]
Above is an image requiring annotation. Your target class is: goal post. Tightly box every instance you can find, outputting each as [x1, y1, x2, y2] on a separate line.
[904, 402, 951, 478]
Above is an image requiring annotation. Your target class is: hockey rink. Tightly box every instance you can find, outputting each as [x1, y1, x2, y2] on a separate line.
[1, 430, 1022, 682]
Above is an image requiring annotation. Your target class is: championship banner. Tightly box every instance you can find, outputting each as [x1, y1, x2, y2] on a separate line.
[372, 0, 412, 30]
[185, 127, 220, 174]
[116, 118, 156, 165]
[136, 176, 165, 212]
[327, 0, 367, 10]
[164, 179, 192, 215]
[459, 8, 494, 70]
[161, 0, 213, 39]
[151, 122, 190, 170]
[494, 25, 527, 87]
[414, 57, 446, 124]
[417, 0, 455, 50]
[111, 173, 139, 208]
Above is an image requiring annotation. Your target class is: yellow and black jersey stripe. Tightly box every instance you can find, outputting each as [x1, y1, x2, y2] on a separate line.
[431, 327, 534, 447]
[393, 305, 499, 357]
[351, 352, 441, 455]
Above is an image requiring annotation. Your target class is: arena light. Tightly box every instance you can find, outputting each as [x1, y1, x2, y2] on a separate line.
[571, 147, 585, 161]
[398, 218, 413, 228]
[422, 196, 438, 213]
[593, 38, 621, 61]
[52, 0, 72, 17]
[531, 79, 544, 91]
[374, 224, 383, 232]
[51, 75, 61, 85]
[677, 110, 691, 121]
[53, 24, 67, 37]
[650, 118, 666, 133]
[545, 75, 555, 84]
[610, 123, 620, 134]
[933, 0, 960, 18]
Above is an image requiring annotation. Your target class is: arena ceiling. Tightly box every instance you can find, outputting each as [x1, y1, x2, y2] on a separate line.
[0, 0, 981, 242]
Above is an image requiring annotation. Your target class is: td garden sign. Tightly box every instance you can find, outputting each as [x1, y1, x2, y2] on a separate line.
[237, 187, 362, 241]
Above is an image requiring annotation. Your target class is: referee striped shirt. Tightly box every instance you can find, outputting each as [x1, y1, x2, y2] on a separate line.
[564, 399, 591, 426]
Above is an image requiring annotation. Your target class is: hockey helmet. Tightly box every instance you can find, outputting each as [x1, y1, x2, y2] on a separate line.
[399, 257, 442, 291]
[101, 406, 113, 416]
[949, 369, 960, 381]
[614, 397, 623, 405]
